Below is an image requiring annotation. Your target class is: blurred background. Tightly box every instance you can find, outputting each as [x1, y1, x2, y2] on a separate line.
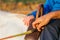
[0, 0, 45, 14]
[0, 1, 45, 40]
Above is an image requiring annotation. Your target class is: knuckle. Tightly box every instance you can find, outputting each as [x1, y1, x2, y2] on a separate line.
[32, 22, 34, 25]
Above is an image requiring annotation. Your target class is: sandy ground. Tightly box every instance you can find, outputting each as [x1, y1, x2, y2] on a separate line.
[0, 11, 40, 40]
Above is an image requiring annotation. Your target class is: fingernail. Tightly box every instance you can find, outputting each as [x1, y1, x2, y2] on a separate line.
[42, 27, 44, 29]
[38, 29, 41, 32]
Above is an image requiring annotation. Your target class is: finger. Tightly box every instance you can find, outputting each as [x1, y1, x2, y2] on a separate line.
[27, 21, 30, 26]
[32, 22, 36, 29]
[32, 19, 42, 29]
[37, 24, 43, 31]
[27, 19, 31, 26]
[28, 21, 31, 26]
[32, 21, 40, 29]
[37, 27, 41, 32]
[26, 22, 28, 26]
[41, 27, 44, 30]
[24, 20, 28, 26]
[27, 23, 29, 26]
[34, 20, 39, 24]
[37, 25, 41, 31]
[38, 22, 45, 29]
[37, 26, 44, 31]
[26, 20, 29, 26]
[35, 19, 42, 24]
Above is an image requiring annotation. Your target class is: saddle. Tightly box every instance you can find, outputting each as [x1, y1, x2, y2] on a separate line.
[24, 4, 43, 40]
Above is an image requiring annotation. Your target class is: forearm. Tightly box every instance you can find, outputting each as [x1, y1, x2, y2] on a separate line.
[54, 11, 60, 19]
[47, 11, 60, 19]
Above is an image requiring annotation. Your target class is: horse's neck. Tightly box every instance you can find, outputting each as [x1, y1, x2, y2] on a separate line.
[0, 12, 27, 40]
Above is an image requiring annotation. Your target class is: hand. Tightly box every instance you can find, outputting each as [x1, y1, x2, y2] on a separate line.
[23, 15, 34, 26]
[32, 14, 52, 31]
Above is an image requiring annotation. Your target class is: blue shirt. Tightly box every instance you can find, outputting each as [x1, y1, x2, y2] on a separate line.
[28, 0, 60, 18]
[27, 0, 60, 23]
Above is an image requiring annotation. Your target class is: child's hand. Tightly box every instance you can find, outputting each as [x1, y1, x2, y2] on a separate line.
[23, 15, 34, 26]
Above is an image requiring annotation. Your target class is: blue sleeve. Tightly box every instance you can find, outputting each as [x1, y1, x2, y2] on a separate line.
[27, 10, 37, 18]
[28, 0, 52, 17]
[52, 2, 60, 11]
[43, 0, 53, 14]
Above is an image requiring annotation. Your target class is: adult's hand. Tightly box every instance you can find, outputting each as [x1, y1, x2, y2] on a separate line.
[32, 13, 53, 31]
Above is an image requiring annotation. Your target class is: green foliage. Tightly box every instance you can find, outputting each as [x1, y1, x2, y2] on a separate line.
[1, 0, 45, 4]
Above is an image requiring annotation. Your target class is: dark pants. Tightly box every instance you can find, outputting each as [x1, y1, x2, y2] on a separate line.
[40, 19, 60, 40]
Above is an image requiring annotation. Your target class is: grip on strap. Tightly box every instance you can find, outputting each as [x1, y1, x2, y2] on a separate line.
[24, 4, 43, 40]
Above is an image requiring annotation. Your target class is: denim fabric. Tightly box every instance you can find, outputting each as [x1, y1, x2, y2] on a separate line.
[40, 19, 60, 40]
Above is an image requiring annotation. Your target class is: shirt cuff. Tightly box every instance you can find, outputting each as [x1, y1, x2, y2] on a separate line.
[27, 10, 37, 18]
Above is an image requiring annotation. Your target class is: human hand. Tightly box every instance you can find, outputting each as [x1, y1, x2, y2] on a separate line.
[32, 14, 52, 31]
[23, 15, 34, 26]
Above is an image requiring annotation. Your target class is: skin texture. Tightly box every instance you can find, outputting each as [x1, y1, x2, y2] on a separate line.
[32, 12, 54, 31]
[32, 11, 60, 31]
[23, 15, 34, 26]
[23, 10, 60, 31]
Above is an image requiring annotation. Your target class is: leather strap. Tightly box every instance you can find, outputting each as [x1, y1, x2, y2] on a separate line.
[24, 4, 43, 40]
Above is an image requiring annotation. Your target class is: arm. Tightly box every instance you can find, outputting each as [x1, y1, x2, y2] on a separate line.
[32, 11, 60, 31]
[32, 0, 60, 31]
[47, 11, 60, 19]
[47, 1, 60, 19]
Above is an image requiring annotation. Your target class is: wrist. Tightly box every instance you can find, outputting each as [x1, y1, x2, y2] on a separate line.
[48, 12, 56, 19]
